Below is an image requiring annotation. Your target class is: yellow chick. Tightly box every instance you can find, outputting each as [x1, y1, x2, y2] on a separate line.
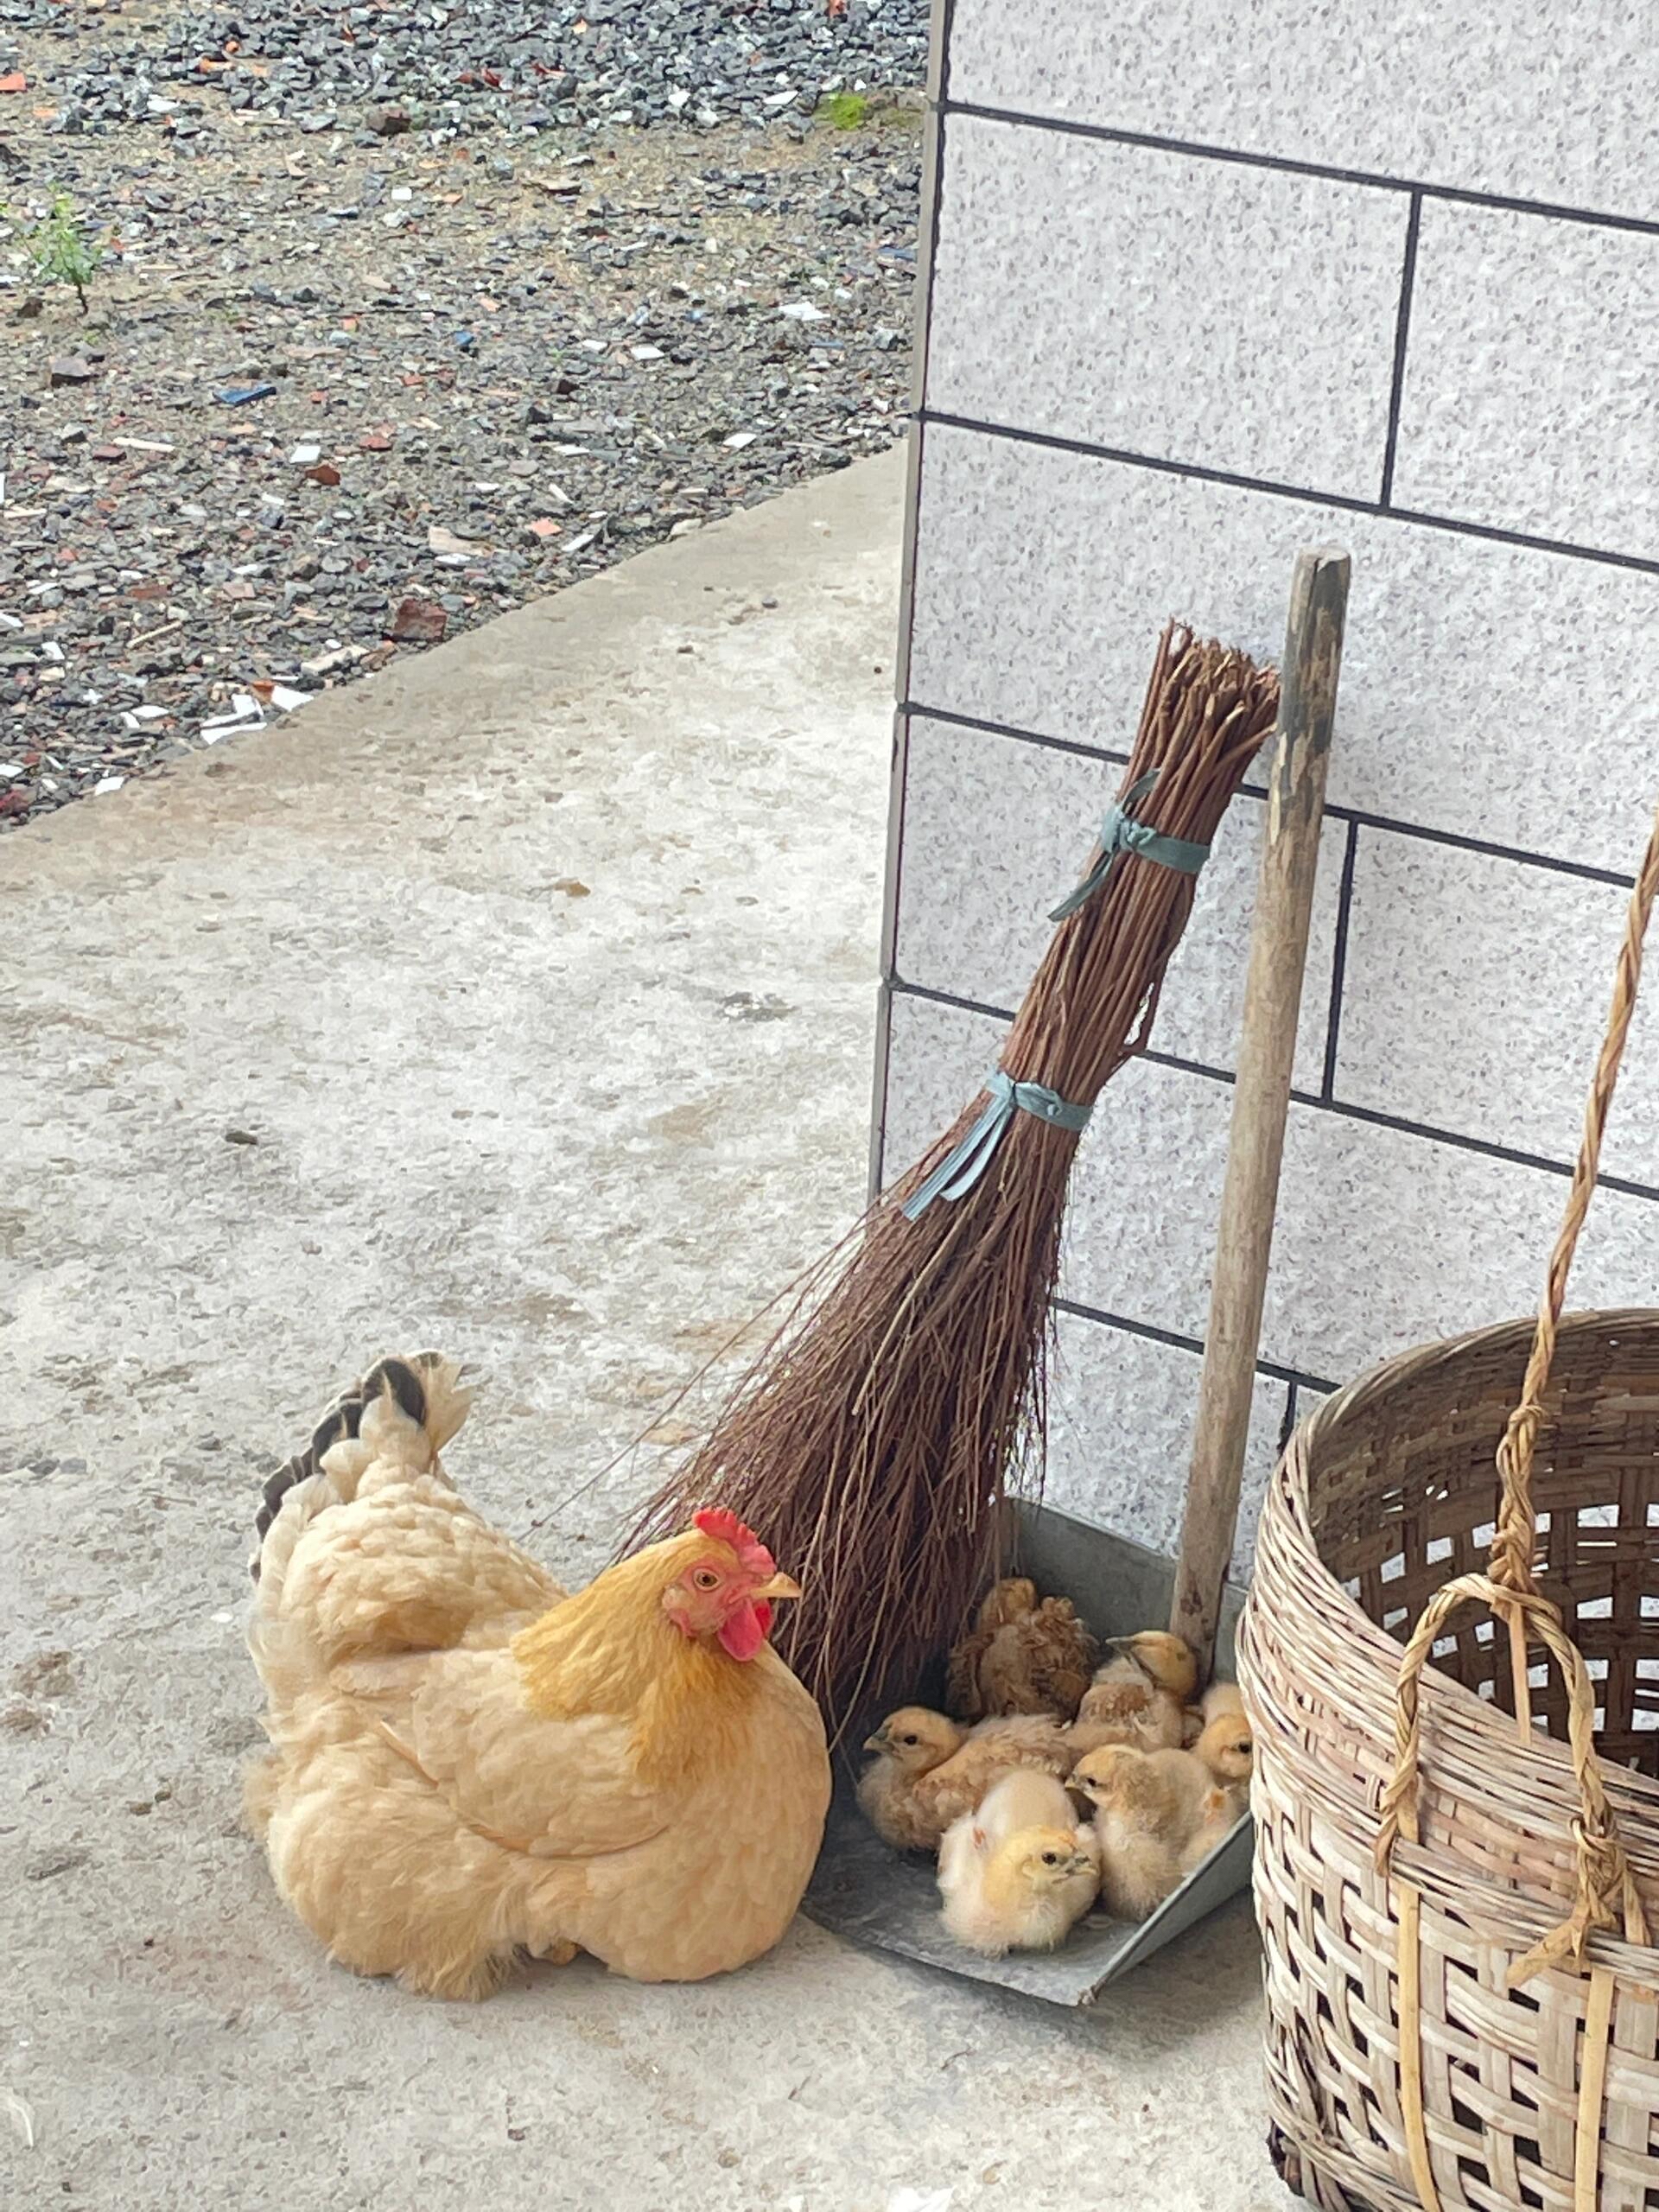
[1065, 1630, 1198, 1756]
[1195, 1708, 1254, 1790]
[1069, 1745, 1188, 1920]
[1200, 1677, 1247, 1723]
[856, 1706, 1074, 1854]
[1178, 1711, 1255, 1873]
[937, 1770, 1099, 1955]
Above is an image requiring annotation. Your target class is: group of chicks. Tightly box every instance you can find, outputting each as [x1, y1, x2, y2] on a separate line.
[855, 1577, 1253, 1958]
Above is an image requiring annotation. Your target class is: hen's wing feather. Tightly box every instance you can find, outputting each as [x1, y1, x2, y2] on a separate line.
[341, 1646, 669, 1859]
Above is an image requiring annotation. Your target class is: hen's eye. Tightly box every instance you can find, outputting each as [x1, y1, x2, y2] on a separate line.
[691, 1567, 721, 1592]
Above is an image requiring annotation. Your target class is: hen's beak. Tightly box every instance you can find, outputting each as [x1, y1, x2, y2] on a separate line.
[752, 1571, 802, 1602]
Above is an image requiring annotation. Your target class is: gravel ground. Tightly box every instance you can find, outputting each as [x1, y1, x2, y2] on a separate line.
[0, 2, 924, 826]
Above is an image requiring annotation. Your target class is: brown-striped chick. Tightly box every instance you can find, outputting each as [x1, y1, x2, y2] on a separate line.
[856, 1706, 1075, 1854]
[945, 1577, 1099, 1721]
[937, 1770, 1100, 1955]
[1065, 1630, 1198, 1756]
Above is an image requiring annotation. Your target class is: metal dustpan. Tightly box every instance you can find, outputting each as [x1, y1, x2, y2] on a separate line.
[801, 1501, 1250, 2006]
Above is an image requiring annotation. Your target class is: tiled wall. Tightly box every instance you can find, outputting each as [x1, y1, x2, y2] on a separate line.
[877, 0, 1659, 1571]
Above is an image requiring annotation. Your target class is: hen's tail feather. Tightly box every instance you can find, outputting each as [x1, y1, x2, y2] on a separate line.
[250, 1351, 466, 1580]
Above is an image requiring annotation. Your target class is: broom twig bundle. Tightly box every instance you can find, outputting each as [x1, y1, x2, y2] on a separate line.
[629, 622, 1281, 1738]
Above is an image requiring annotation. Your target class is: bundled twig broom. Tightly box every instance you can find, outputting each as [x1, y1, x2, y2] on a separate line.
[630, 623, 1281, 1738]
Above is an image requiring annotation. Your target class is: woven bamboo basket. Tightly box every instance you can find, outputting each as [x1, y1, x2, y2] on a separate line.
[1238, 810, 1659, 2212]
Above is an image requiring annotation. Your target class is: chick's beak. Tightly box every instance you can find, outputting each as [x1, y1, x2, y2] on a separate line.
[751, 1571, 802, 1603]
[863, 1730, 890, 1755]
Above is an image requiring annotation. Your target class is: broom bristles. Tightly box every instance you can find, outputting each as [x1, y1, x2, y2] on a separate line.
[626, 624, 1281, 1739]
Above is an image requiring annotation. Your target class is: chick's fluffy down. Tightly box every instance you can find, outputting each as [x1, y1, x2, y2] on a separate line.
[945, 1578, 1098, 1721]
[938, 1770, 1099, 1955]
[856, 1707, 1074, 1853]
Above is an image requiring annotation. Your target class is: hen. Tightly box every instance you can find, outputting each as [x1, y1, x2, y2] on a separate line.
[944, 1577, 1099, 1721]
[245, 1354, 830, 1998]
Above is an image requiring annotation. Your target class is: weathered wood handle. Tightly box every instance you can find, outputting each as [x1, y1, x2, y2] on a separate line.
[1170, 548, 1351, 1679]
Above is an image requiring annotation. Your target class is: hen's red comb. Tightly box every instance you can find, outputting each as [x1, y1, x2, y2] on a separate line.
[693, 1506, 775, 1580]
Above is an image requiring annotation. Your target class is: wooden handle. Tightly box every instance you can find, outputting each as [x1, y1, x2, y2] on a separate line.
[1170, 548, 1351, 1678]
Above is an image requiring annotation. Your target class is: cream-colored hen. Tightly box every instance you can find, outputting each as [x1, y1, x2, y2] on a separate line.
[246, 1355, 829, 1999]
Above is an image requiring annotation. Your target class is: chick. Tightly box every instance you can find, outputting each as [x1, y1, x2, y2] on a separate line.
[945, 1577, 1099, 1721]
[857, 1706, 1074, 1854]
[1065, 1630, 1198, 1756]
[1178, 1711, 1255, 1872]
[1200, 1677, 1247, 1724]
[938, 1770, 1099, 1955]
[1195, 1708, 1254, 1790]
[1069, 1745, 1187, 1921]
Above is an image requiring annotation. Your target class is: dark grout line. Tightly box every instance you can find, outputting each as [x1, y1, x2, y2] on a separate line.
[888, 974, 1014, 1025]
[899, 702, 1639, 889]
[1321, 821, 1361, 1101]
[1378, 192, 1422, 508]
[886, 978, 1659, 1205]
[1277, 1382, 1300, 1455]
[922, 408, 1379, 518]
[1289, 1090, 1659, 1205]
[1052, 1295, 1339, 1396]
[917, 410, 1659, 582]
[939, 99, 1659, 241]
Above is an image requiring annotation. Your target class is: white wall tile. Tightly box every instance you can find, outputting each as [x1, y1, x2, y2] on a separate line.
[1393, 202, 1659, 560]
[893, 714, 1342, 1087]
[1048, 1309, 1287, 1574]
[1334, 830, 1659, 1185]
[928, 115, 1405, 501]
[946, 0, 1659, 225]
[885, 991, 1659, 1399]
[906, 421, 1659, 877]
[1267, 1103, 1659, 1382]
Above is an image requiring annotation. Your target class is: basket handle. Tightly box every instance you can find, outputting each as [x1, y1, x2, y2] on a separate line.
[1376, 1572, 1649, 1980]
[1376, 801, 1659, 1978]
[1486, 809, 1659, 1674]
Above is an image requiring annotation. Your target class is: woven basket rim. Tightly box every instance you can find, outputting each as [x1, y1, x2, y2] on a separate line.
[1274, 1304, 1659, 1818]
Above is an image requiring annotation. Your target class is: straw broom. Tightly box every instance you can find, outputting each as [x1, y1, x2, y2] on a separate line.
[629, 622, 1281, 1738]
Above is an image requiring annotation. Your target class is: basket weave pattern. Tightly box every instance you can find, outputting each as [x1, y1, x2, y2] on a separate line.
[1244, 1316, 1659, 2210]
[1239, 815, 1659, 2211]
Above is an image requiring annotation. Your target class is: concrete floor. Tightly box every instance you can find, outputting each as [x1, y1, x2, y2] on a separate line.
[1, 446, 1287, 2212]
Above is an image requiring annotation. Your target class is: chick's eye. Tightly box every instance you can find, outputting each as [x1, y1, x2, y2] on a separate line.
[1041, 1852, 1058, 1865]
[691, 1567, 721, 1592]
[901, 1733, 918, 1746]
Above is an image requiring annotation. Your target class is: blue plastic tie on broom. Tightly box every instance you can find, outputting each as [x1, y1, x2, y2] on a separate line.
[901, 1070, 1092, 1221]
[1047, 770, 1211, 923]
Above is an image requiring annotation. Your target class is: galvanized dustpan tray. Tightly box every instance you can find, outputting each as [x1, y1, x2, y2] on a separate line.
[802, 1502, 1249, 2005]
